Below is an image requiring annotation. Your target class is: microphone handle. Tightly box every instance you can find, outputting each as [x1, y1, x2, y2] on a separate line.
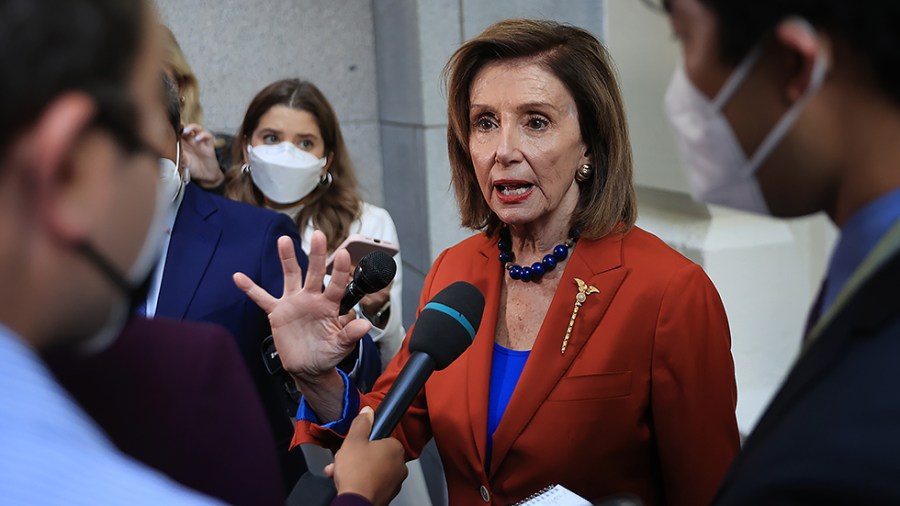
[369, 352, 435, 441]
[340, 281, 366, 315]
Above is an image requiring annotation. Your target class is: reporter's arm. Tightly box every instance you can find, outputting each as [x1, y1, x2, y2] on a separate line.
[330, 494, 373, 506]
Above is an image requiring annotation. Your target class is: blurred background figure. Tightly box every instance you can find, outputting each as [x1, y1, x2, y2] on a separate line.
[226, 78, 405, 372]
[42, 72, 286, 506]
[161, 25, 228, 192]
[161, 25, 204, 126]
[656, 0, 900, 503]
[0, 0, 219, 503]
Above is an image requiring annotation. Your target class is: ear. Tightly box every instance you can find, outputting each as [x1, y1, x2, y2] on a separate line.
[775, 18, 830, 102]
[21, 93, 98, 242]
[242, 138, 250, 164]
[323, 152, 333, 173]
[580, 147, 592, 168]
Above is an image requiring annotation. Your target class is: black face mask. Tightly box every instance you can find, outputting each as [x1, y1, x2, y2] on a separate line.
[74, 240, 157, 306]
[60, 91, 165, 351]
[62, 236, 163, 354]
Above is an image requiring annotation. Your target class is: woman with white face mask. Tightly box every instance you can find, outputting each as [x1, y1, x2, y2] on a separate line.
[225, 79, 404, 371]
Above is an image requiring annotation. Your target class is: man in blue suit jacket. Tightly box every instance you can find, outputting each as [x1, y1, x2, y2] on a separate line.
[156, 181, 307, 491]
[144, 76, 308, 491]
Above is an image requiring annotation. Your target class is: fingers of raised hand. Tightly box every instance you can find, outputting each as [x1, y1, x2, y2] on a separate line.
[277, 236, 304, 293]
[324, 248, 353, 302]
[181, 123, 212, 143]
[338, 318, 373, 348]
[233, 272, 277, 314]
[304, 230, 328, 293]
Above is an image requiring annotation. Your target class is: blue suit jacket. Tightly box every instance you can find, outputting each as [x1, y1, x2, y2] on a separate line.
[714, 246, 900, 504]
[156, 183, 307, 491]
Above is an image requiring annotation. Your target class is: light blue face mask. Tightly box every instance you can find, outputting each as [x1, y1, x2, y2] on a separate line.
[664, 18, 828, 215]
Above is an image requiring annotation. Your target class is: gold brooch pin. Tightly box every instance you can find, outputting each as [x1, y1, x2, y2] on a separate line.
[562, 278, 599, 355]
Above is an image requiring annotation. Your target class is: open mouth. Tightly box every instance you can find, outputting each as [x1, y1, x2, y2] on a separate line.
[495, 183, 533, 196]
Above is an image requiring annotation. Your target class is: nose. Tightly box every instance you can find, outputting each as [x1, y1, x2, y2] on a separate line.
[494, 122, 523, 166]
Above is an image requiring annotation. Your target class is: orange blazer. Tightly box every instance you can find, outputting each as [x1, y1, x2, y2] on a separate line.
[296, 227, 740, 506]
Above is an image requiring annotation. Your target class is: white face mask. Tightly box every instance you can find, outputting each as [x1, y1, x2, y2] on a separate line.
[158, 141, 189, 204]
[247, 142, 327, 204]
[664, 19, 827, 215]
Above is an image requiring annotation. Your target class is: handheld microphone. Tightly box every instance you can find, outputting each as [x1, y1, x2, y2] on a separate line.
[340, 250, 397, 315]
[369, 281, 484, 441]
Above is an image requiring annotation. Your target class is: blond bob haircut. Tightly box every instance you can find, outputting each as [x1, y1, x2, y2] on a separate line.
[444, 18, 636, 239]
[161, 25, 203, 126]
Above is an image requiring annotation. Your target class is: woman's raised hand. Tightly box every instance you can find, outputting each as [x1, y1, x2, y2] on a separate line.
[233, 230, 372, 382]
[180, 123, 224, 189]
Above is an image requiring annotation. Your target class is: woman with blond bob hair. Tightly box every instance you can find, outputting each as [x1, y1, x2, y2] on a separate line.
[226, 78, 404, 370]
[239, 18, 740, 506]
[161, 25, 229, 191]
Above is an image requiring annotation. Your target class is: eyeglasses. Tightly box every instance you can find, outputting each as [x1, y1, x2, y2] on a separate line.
[640, 0, 671, 13]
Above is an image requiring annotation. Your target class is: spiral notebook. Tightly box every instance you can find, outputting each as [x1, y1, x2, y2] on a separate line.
[514, 484, 592, 505]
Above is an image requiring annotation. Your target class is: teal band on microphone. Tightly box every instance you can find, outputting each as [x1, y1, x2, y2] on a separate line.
[423, 302, 476, 339]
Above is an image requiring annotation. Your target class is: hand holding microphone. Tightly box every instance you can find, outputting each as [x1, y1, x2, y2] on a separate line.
[234, 231, 374, 382]
[334, 250, 396, 372]
[340, 250, 396, 315]
[255, 235, 397, 376]
[324, 406, 408, 506]
[285, 282, 484, 506]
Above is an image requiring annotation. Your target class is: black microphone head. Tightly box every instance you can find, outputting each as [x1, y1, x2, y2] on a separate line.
[409, 281, 484, 370]
[355, 250, 397, 293]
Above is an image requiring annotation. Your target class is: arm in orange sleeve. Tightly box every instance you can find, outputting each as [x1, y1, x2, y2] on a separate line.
[292, 250, 452, 460]
[651, 263, 741, 506]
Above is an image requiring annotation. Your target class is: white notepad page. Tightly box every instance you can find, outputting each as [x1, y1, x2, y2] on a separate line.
[516, 484, 592, 505]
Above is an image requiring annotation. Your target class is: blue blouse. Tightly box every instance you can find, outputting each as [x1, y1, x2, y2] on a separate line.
[486, 342, 530, 467]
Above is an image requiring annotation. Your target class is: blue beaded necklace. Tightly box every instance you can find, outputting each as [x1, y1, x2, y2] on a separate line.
[498, 226, 580, 282]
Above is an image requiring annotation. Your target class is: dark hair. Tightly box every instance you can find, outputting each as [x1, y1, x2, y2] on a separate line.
[224, 79, 363, 252]
[0, 0, 146, 158]
[443, 18, 636, 239]
[161, 73, 181, 136]
[699, 1, 900, 107]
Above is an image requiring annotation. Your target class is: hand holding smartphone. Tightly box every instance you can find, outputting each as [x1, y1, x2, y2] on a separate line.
[325, 234, 399, 274]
